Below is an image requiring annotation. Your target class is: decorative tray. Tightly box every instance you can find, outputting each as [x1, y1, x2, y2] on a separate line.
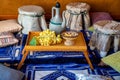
[25, 31, 87, 51]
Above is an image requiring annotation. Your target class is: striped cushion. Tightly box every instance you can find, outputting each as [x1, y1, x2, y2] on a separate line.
[0, 32, 18, 47]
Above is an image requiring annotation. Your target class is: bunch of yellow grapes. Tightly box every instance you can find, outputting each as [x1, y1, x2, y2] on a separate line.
[37, 29, 62, 46]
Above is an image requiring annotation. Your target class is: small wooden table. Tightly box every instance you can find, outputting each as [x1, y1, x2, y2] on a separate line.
[17, 32, 94, 70]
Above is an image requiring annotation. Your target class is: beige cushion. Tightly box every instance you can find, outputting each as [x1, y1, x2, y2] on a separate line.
[102, 51, 120, 73]
[0, 19, 22, 33]
[0, 32, 18, 47]
[93, 20, 120, 34]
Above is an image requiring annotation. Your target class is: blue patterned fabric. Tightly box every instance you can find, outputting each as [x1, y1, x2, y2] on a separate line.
[25, 63, 120, 80]
[0, 45, 22, 62]
[0, 33, 27, 63]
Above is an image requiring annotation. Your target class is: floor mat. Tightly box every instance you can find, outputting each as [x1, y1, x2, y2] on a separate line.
[25, 63, 120, 80]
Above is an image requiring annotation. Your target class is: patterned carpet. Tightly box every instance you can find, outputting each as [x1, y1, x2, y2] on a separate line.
[25, 63, 120, 80]
[0, 31, 119, 80]
[22, 31, 120, 80]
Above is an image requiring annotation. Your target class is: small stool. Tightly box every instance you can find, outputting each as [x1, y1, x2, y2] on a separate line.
[89, 20, 120, 57]
[18, 5, 47, 34]
[64, 2, 90, 31]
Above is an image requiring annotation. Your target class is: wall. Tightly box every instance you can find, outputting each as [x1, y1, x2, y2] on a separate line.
[0, 0, 120, 20]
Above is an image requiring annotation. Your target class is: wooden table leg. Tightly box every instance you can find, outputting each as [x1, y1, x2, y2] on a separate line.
[22, 48, 25, 55]
[17, 50, 29, 70]
[83, 50, 94, 70]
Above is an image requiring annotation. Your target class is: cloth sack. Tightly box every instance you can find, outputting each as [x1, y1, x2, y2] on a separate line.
[64, 2, 90, 31]
[18, 5, 48, 34]
[89, 20, 120, 55]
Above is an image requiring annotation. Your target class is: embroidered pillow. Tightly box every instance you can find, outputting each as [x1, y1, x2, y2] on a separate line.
[0, 19, 22, 33]
[0, 32, 18, 47]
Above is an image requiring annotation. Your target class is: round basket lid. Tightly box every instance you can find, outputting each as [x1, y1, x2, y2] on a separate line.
[94, 20, 120, 34]
[66, 2, 90, 14]
[18, 5, 44, 16]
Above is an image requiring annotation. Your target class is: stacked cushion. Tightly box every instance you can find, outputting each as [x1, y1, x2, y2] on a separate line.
[0, 32, 18, 47]
[0, 19, 22, 33]
[0, 19, 22, 47]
